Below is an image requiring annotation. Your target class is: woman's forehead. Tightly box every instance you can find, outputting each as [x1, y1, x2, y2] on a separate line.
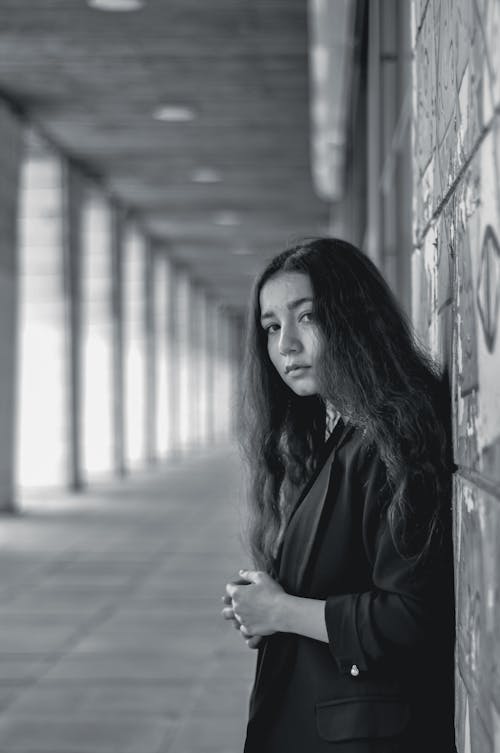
[259, 271, 313, 310]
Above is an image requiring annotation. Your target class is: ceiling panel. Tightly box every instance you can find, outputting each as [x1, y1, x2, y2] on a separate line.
[0, 0, 329, 311]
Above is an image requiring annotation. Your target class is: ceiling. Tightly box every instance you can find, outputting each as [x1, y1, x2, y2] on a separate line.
[0, 0, 331, 312]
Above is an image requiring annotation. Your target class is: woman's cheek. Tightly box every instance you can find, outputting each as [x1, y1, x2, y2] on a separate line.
[309, 327, 323, 358]
[268, 343, 282, 375]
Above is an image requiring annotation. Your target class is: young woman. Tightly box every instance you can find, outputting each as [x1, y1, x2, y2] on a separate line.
[221, 238, 457, 752]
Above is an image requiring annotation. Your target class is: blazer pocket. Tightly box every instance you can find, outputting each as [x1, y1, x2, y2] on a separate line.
[315, 695, 411, 742]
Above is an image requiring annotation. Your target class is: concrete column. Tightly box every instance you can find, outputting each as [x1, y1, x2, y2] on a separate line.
[212, 306, 222, 440]
[123, 224, 147, 469]
[111, 204, 126, 477]
[80, 189, 114, 479]
[215, 309, 231, 440]
[0, 102, 23, 512]
[197, 289, 209, 445]
[328, 1, 368, 248]
[226, 316, 236, 437]
[187, 281, 198, 446]
[17, 136, 69, 490]
[229, 314, 244, 437]
[62, 163, 85, 490]
[365, 0, 413, 309]
[365, 0, 382, 268]
[153, 246, 169, 460]
[190, 283, 205, 446]
[379, 0, 398, 290]
[144, 237, 156, 465]
[378, 0, 413, 310]
[394, 0, 413, 316]
[205, 297, 216, 443]
[176, 270, 192, 450]
[167, 263, 180, 455]
[224, 313, 233, 438]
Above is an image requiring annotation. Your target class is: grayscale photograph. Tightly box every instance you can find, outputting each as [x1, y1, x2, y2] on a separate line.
[0, 1, 498, 752]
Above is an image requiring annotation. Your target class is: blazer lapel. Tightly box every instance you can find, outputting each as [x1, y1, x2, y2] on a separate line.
[278, 419, 354, 594]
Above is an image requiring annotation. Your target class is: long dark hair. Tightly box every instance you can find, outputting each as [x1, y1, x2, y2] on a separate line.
[239, 237, 452, 576]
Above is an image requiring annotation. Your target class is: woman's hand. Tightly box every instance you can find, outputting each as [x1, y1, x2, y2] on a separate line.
[221, 571, 328, 647]
[221, 586, 263, 649]
[223, 569, 287, 642]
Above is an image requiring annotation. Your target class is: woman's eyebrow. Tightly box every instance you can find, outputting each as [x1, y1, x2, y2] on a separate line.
[260, 297, 313, 321]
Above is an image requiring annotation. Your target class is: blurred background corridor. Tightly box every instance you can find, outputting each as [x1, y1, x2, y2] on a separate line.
[0, 448, 251, 752]
[0, 1, 499, 752]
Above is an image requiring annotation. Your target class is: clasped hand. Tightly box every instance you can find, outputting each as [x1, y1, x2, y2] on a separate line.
[221, 569, 285, 649]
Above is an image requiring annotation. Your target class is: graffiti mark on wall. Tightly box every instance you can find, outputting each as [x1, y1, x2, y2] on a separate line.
[477, 224, 500, 352]
[457, 225, 479, 395]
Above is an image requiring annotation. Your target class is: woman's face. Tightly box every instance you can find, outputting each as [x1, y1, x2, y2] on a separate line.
[259, 271, 322, 396]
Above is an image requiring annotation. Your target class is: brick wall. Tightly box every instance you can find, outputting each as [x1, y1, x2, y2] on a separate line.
[0, 103, 22, 511]
[412, 1, 500, 750]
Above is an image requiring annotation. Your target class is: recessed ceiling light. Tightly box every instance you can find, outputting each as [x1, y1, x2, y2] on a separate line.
[190, 168, 222, 184]
[153, 105, 196, 122]
[88, 0, 144, 11]
[213, 211, 240, 227]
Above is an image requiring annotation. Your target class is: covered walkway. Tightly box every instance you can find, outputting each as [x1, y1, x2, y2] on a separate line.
[0, 446, 252, 753]
[0, 2, 498, 750]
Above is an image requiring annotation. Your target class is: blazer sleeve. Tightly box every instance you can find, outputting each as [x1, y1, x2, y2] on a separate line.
[324, 443, 450, 675]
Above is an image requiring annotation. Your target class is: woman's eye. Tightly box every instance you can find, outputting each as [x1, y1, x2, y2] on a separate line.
[299, 311, 314, 323]
[265, 323, 280, 334]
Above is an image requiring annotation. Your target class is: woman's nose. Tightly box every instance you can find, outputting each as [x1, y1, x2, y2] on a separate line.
[279, 327, 300, 355]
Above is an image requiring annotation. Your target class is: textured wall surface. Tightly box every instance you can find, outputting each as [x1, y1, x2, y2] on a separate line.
[411, 1, 500, 751]
[0, 103, 22, 511]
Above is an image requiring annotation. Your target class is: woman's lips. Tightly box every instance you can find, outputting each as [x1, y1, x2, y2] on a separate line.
[285, 365, 311, 376]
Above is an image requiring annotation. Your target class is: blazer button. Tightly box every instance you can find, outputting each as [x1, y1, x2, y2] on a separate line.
[350, 664, 360, 677]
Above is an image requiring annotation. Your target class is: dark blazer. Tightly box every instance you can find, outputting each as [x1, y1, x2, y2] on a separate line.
[244, 420, 456, 753]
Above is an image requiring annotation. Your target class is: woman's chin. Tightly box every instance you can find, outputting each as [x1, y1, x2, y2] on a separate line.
[288, 382, 319, 397]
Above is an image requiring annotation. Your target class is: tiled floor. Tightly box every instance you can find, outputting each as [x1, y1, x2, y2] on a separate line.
[0, 445, 255, 753]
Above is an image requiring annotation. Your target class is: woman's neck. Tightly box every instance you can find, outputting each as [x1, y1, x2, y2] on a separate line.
[325, 401, 342, 438]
